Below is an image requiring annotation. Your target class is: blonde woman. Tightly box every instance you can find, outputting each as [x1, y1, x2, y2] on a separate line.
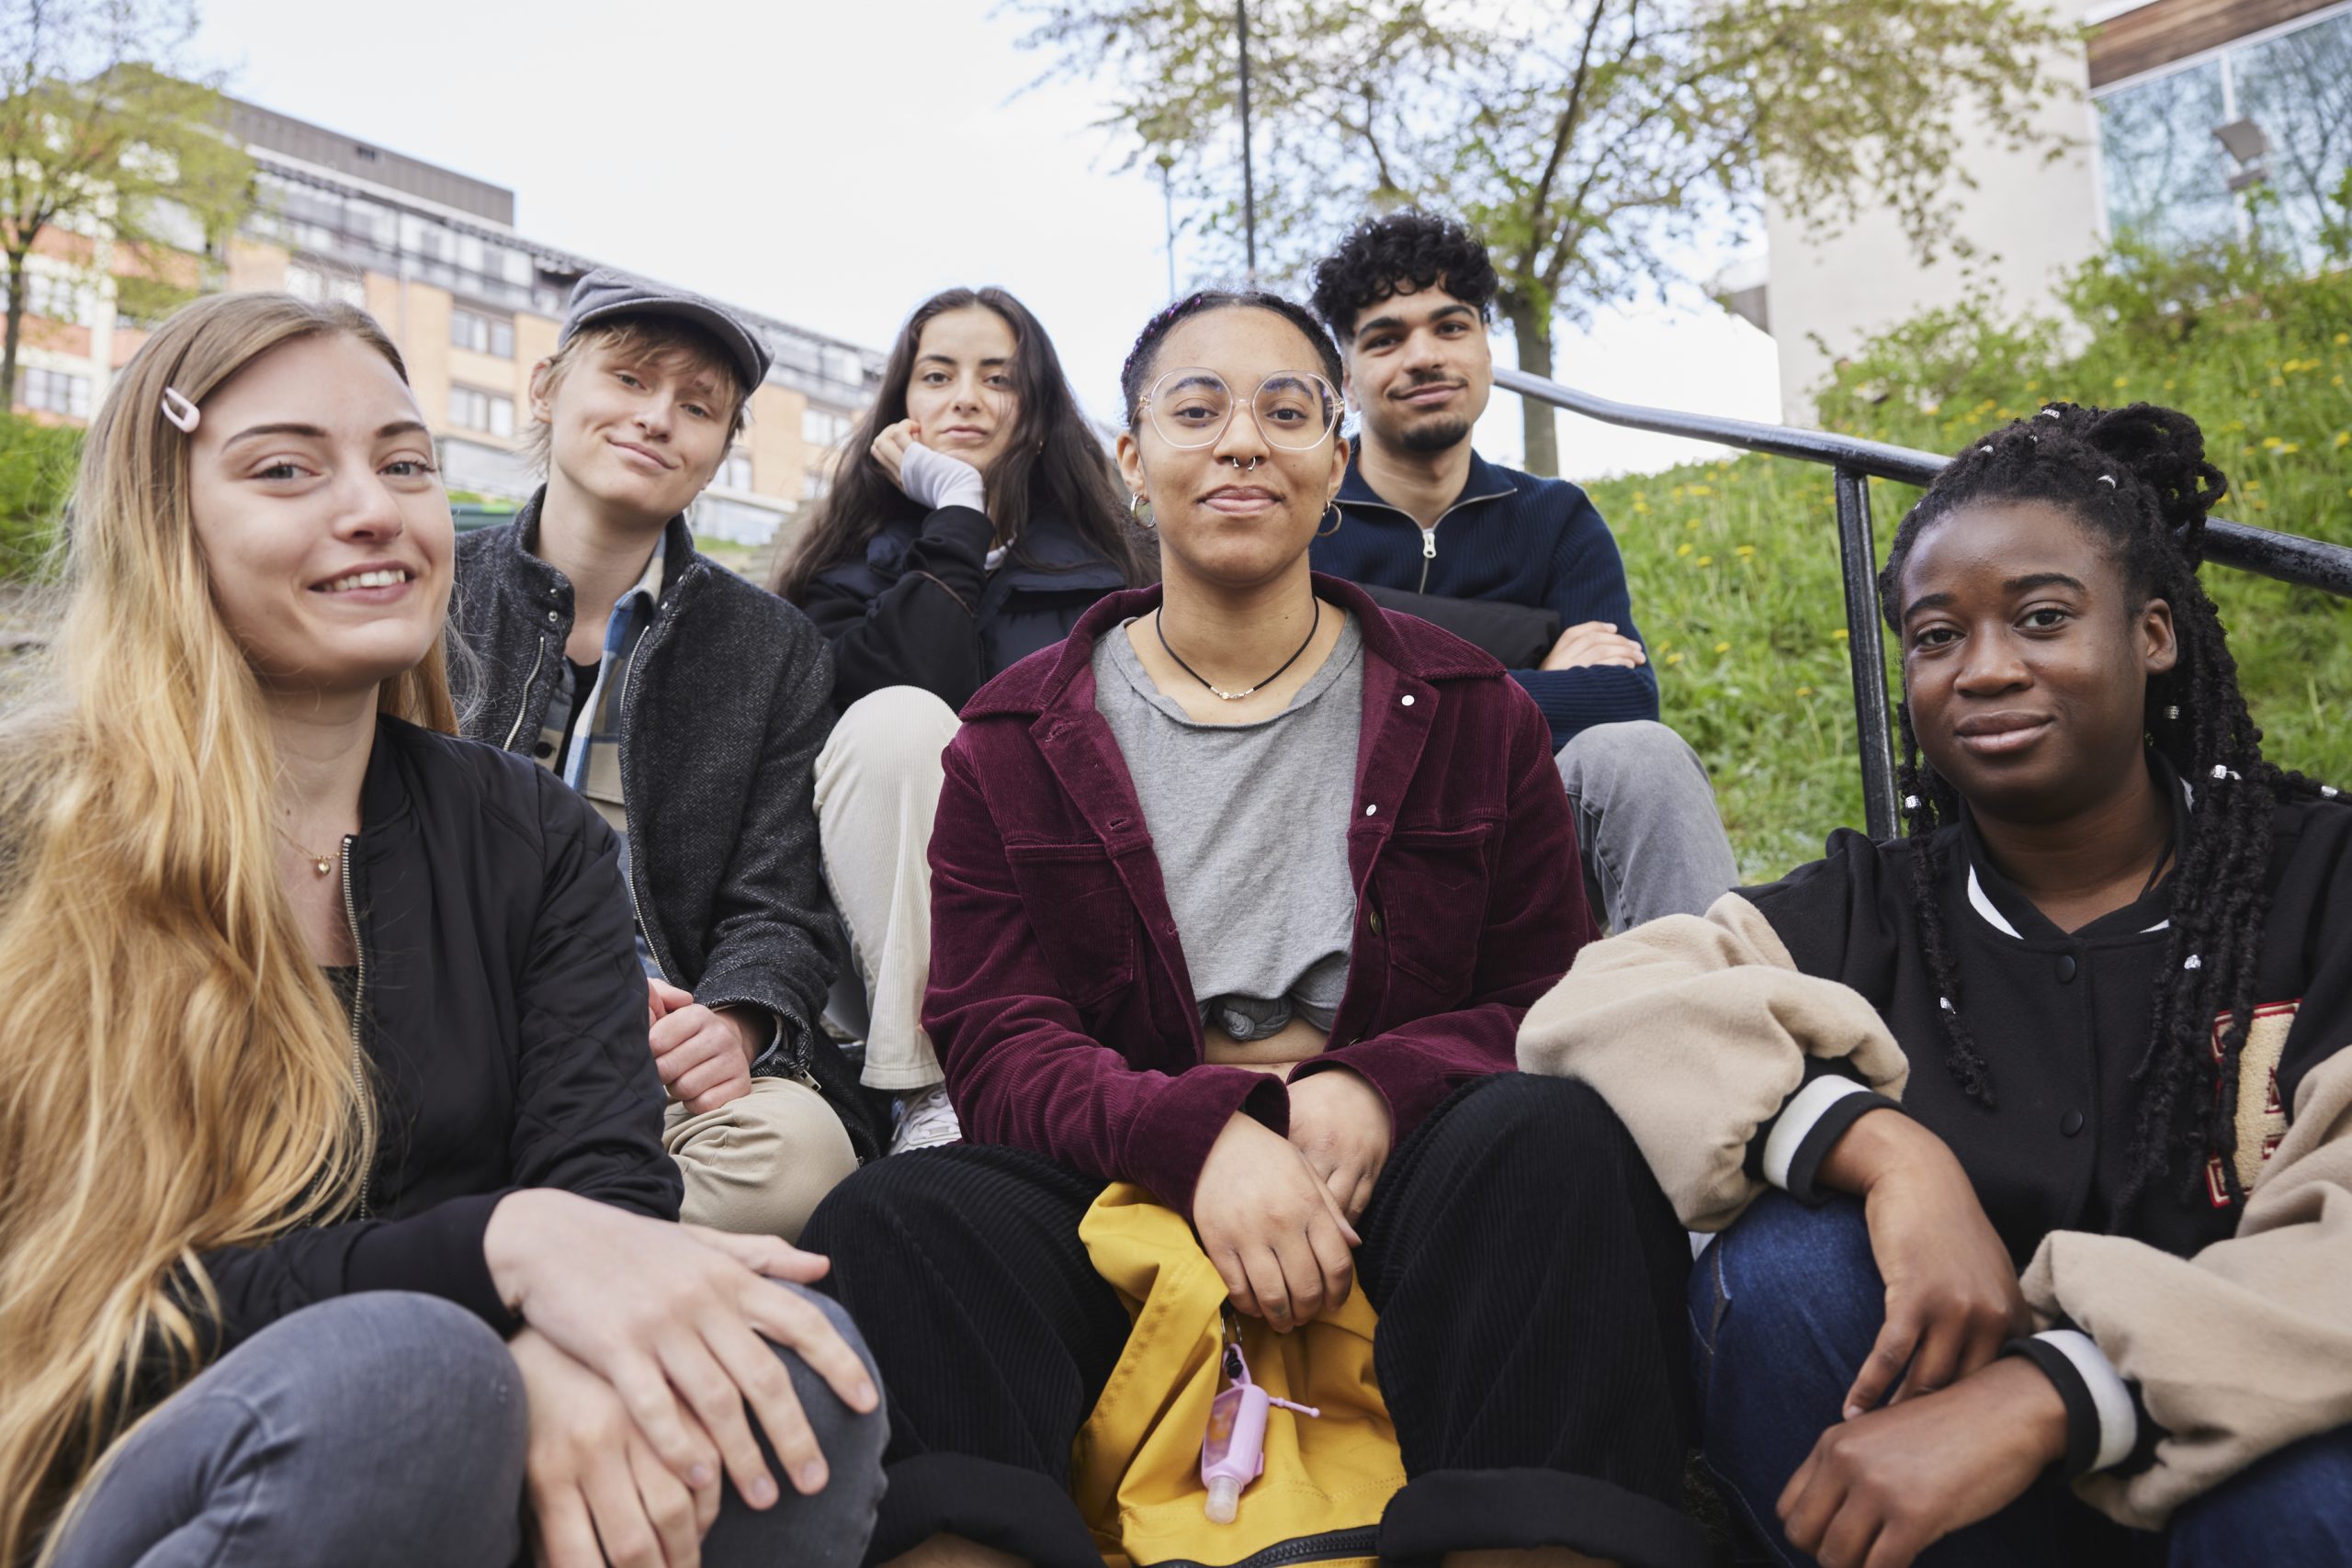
[0, 294, 883, 1568]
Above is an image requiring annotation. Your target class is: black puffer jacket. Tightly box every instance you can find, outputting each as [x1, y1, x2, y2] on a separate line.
[196, 716, 678, 1351]
[452, 499, 846, 1086]
[799, 504, 1132, 711]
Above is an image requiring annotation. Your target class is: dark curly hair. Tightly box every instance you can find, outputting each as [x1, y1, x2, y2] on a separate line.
[1876, 400, 2335, 1218]
[1308, 211, 1499, 344]
[1119, 289, 1344, 427]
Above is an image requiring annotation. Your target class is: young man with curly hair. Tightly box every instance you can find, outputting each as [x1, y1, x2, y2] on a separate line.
[1309, 211, 1737, 928]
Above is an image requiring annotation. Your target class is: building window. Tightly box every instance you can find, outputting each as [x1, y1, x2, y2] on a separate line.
[716, 448, 754, 491]
[801, 407, 851, 447]
[823, 346, 864, 387]
[21, 273, 85, 324]
[450, 306, 515, 358]
[20, 367, 91, 418]
[448, 384, 515, 438]
[285, 261, 366, 310]
[2096, 7, 2352, 268]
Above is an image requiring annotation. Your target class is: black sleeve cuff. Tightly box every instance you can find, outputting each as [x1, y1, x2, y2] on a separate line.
[1783, 1091, 1900, 1204]
[344, 1190, 521, 1336]
[2004, 1337, 2102, 1481]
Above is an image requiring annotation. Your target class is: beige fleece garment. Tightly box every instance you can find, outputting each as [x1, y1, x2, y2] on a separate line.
[1517, 891, 2352, 1529]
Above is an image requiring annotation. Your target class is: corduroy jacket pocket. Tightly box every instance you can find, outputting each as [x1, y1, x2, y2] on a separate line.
[1001, 839, 1141, 1008]
[1374, 820, 1498, 998]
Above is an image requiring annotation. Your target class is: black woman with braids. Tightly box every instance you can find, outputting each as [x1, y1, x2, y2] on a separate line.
[1519, 401, 2352, 1567]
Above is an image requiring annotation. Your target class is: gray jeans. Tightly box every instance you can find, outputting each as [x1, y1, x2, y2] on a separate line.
[1555, 719, 1739, 931]
[52, 1288, 888, 1568]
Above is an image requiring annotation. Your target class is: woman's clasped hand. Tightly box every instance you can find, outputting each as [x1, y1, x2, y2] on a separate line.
[483, 1190, 878, 1562]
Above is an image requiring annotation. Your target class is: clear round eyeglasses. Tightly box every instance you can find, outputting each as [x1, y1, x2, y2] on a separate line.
[1138, 367, 1343, 452]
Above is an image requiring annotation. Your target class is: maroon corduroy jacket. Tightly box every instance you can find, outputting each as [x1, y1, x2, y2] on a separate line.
[922, 573, 1597, 1215]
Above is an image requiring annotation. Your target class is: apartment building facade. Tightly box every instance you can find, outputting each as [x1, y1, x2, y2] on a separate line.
[1756, 0, 2350, 418]
[11, 95, 879, 550]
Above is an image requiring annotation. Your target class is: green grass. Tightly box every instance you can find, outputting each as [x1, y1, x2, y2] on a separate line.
[1584, 263, 2352, 882]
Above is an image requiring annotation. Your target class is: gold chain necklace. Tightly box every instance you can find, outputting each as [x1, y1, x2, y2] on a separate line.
[275, 823, 339, 879]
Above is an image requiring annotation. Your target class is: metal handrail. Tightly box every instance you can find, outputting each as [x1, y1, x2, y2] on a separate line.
[1494, 365, 2352, 838]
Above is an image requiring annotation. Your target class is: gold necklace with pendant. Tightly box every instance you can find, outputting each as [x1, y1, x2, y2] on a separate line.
[275, 823, 339, 878]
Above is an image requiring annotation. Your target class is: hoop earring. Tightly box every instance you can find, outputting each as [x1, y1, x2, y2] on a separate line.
[1130, 492, 1154, 529]
[1315, 502, 1343, 539]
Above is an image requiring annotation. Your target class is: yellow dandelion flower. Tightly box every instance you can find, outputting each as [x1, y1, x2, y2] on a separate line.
[1677, 542, 1693, 557]
[1696, 555, 1714, 567]
[1736, 545, 1756, 558]
[1833, 629, 1850, 641]
[1713, 640, 1731, 653]
[2245, 479, 2261, 490]
[2164, 379, 2176, 390]
[2254, 499, 2269, 511]
[2336, 333, 2350, 345]
[2262, 436, 2284, 448]
[2271, 378, 2286, 389]
[1795, 685, 1814, 697]
[2278, 443, 2301, 455]
[1657, 639, 1672, 651]
[2112, 377, 2129, 389]
[1686, 519, 1702, 531]
[1688, 484, 1714, 497]
[1666, 651, 1684, 666]
[2335, 432, 2349, 449]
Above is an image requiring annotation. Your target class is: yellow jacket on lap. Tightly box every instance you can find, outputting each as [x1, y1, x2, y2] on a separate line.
[1073, 1184, 1405, 1568]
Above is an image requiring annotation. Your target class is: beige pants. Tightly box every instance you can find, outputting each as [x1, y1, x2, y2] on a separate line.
[813, 685, 962, 1092]
[663, 1076, 858, 1242]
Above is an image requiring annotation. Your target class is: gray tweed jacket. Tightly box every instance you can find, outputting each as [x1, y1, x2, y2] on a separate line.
[452, 493, 843, 1088]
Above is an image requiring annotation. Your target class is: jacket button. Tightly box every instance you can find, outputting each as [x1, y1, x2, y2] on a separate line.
[545, 609, 560, 623]
[2061, 1109, 2086, 1137]
[2056, 954, 2077, 983]
[533, 741, 554, 759]
[1364, 804, 1377, 817]
[1368, 907, 1385, 936]
[1400, 694, 1415, 706]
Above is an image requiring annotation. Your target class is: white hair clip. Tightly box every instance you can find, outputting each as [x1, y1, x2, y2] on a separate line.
[2097, 475, 2117, 488]
[2039, 408, 2064, 421]
[161, 387, 200, 434]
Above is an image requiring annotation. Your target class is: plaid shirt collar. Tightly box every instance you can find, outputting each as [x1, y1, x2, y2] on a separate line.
[558, 532, 669, 791]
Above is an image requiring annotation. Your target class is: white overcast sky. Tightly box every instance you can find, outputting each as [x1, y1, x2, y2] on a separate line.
[193, 0, 1781, 479]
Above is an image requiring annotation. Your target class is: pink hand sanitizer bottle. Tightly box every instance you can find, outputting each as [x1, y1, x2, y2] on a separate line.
[1200, 1332, 1320, 1523]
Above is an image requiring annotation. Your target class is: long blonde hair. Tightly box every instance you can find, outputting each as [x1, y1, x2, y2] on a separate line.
[0, 293, 457, 1562]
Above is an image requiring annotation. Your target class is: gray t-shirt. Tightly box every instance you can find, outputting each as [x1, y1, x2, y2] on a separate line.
[1091, 614, 1363, 1040]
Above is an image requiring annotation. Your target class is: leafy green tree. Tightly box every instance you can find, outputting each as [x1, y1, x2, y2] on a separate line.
[1012, 0, 2081, 474]
[0, 1, 252, 406]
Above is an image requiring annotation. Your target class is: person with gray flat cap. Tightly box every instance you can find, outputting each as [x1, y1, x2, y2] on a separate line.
[452, 269, 881, 1254]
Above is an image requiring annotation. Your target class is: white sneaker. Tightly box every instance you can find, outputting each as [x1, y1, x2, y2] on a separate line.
[890, 1084, 963, 1154]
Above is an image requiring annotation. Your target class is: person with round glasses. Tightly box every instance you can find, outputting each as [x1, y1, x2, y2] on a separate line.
[797, 290, 1709, 1568]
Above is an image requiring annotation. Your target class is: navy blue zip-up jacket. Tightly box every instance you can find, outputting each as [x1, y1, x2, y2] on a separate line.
[1311, 445, 1658, 749]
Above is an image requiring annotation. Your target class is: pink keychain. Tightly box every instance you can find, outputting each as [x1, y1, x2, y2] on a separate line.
[1199, 1314, 1320, 1523]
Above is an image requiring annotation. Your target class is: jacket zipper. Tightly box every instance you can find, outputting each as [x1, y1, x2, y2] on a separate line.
[500, 635, 546, 751]
[339, 834, 373, 1221]
[1144, 1527, 1381, 1568]
[1338, 489, 1512, 595]
[616, 575, 679, 986]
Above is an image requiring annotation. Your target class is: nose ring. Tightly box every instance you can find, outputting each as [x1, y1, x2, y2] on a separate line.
[1227, 455, 1260, 471]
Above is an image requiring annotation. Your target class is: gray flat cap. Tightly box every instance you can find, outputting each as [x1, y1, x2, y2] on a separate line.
[560, 267, 772, 392]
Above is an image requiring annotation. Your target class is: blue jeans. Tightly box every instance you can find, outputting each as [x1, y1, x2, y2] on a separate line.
[1555, 720, 1739, 931]
[1690, 1193, 2352, 1566]
[51, 1288, 888, 1568]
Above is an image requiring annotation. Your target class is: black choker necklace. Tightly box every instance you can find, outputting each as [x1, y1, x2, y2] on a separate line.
[1155, 599, 1320, 702]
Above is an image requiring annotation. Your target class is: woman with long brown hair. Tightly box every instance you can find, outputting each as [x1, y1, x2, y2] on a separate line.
[0, 293, 885, 1567]
[775, 287, 1151, 1153]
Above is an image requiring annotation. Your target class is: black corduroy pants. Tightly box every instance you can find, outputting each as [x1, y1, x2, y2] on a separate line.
[801, 1072, 1707, 1568]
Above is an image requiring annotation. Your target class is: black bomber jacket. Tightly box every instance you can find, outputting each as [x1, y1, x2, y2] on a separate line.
[195, 716, 680, 1351]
